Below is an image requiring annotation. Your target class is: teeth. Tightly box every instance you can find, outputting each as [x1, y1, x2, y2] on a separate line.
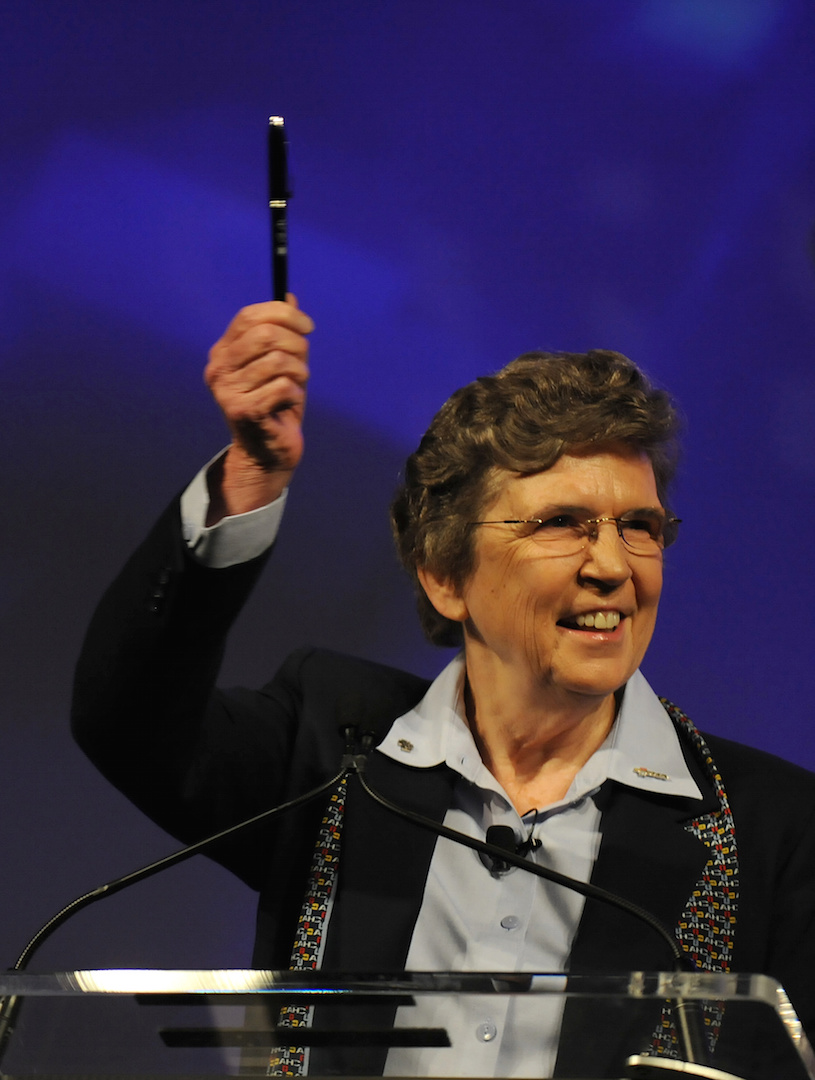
[575, 611, 621, 630]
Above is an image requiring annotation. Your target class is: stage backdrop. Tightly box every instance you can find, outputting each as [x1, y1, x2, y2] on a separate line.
[1, 0, 814, 982]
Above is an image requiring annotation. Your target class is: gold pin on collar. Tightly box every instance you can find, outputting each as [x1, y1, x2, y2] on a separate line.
[633, 767, 669, 781]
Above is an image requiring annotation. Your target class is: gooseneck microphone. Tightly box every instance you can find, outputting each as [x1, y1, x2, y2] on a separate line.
[352, 752, 746, 1078]
[358, 769, 690, 971]
[0, 716, 366, 1067]
[0, 721, 740, 1077]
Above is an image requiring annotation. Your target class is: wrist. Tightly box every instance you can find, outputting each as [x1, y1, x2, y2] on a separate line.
[206, 447, 293, 524]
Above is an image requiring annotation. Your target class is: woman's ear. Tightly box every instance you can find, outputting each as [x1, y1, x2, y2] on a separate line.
[416, 566, 469, 623]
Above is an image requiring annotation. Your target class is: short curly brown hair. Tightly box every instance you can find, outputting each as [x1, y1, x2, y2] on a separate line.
[390, 349, 680, 647]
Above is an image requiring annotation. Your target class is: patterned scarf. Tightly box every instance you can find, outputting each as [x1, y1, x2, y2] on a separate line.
[268, 777, 348, 1075]
[649, 699, 739, 1058]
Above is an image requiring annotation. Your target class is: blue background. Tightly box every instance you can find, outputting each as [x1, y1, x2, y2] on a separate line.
[2, 0, 814, 978]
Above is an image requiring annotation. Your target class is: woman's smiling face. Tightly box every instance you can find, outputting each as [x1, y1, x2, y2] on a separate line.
[440, 446, 666, 709]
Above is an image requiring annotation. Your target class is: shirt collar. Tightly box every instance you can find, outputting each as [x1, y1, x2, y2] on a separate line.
[377, 654, 702, 802]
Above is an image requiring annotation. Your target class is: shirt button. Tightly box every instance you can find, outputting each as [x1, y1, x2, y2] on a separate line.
[500, 915, 520, 931]
[475, 1021, 497, 1042]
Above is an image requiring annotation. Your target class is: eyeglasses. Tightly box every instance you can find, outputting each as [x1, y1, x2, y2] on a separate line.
[469, 512, 681, 557]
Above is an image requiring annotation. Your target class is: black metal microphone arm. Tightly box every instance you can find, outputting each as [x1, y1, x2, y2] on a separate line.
[0, 726, 363, 1067]
[350, 741, 712, 1071]
[0, 724, 715, 1072]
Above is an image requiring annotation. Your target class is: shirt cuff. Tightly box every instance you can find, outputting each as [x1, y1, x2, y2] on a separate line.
[180, 449, 287, 568]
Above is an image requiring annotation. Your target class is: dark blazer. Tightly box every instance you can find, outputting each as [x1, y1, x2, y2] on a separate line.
[72, 500, 815, 1076]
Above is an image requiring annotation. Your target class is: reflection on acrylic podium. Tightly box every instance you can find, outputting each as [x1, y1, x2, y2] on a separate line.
[0, 969, 812, 1080]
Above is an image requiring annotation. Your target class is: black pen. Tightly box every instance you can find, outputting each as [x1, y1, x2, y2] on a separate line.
[268, 115, 290, 301]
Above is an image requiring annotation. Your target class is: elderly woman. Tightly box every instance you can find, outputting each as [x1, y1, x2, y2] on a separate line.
[73, 300, 815, 1077]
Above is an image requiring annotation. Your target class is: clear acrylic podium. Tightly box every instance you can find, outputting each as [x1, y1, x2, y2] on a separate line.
[0, 969, 812, 1080]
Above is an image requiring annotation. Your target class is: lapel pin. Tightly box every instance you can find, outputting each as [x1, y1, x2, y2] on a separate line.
[397, 739, 414, 753]
[633, 767, 669, 781]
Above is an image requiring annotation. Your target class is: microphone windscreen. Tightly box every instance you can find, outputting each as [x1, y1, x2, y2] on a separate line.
[486, 824, 517, 854]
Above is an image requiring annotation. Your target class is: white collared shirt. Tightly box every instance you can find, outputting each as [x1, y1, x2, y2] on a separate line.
[379, 655, 701, 1078]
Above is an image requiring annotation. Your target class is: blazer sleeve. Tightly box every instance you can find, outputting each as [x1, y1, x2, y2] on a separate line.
[70, 497, 302, 877]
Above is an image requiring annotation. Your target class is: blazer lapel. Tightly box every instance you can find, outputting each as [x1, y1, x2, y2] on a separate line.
[572, 779, 719, 971]
[555, 775, 720, 1076]
[315, 751, 457, 1075]
[323, 748, 457, 971]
